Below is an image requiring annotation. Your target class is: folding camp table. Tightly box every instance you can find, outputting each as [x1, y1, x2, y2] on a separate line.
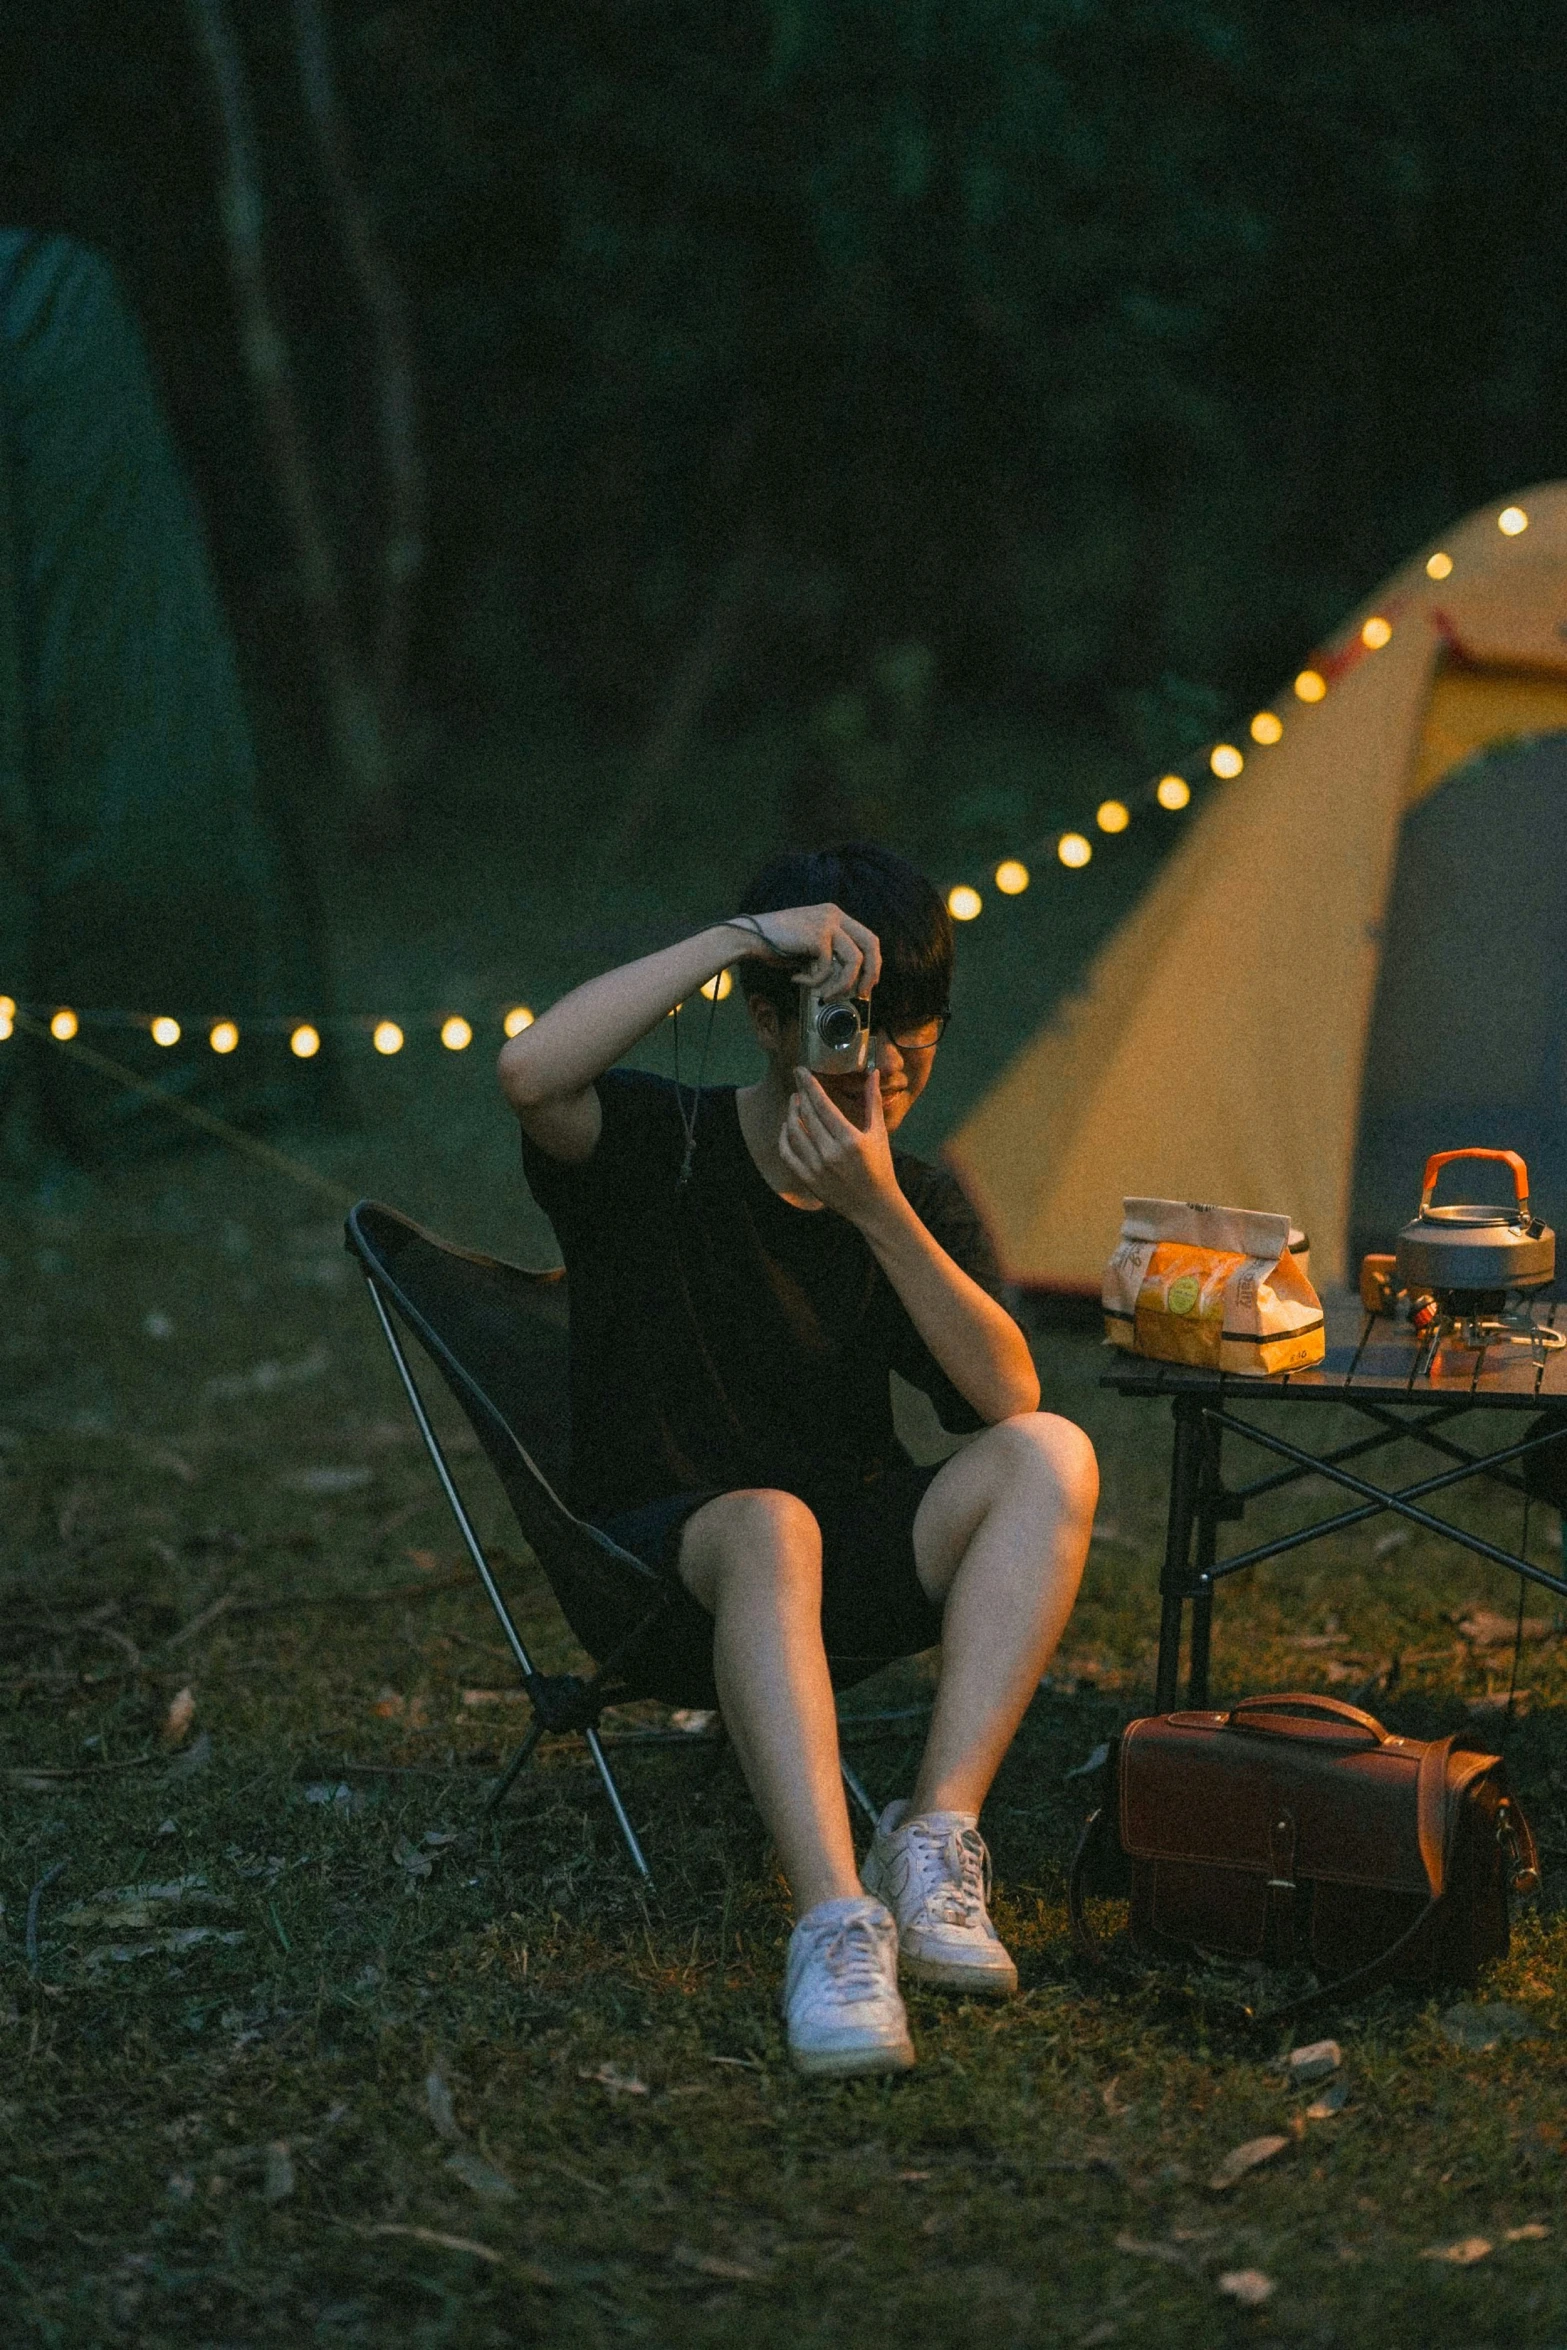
[1104, 1295, 1567, 1708]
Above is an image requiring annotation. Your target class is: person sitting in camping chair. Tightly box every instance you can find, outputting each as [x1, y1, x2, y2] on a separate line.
[498, 844, 1096, 2076]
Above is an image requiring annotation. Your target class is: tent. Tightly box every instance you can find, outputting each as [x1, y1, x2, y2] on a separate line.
[945, 485, 1567, 1294]
[0, 229, 330, 1162]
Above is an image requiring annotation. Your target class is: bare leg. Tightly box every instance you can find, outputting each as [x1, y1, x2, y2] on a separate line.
[909, 1413, 1097, 1818]
[677, 1487, 861, 1914]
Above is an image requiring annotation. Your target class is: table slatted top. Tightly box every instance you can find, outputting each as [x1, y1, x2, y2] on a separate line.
[1101, 1293, 1567, 1405]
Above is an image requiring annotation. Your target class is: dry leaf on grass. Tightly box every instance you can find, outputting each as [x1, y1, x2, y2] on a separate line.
[1441, 2002, 1542, 2052]
[461, 1688, 527, 1708]
[1307, 2081, 1350, 2119]
[85, 1925, 244, 1966]
[1421, 2237, 1492, 2266]
[1505, 2222, 1550, 2242]
[355, 2223, 553, 2284]
[262, 2142, 294, 2202]
[1113, 2232, 1186, 2266]
[160, 1688, 196, 1746]
[426, 2067, 460, 2140]
[283, 1466, 371, 1496]
[1209, 2135, 1289, 2192]
[580, 2061, 648, 2096]
[444, 2148, 517, 2200]
[393, 1837, 432, 1880]
[1285, 2038, 1340, 2083]
[1217, 2269, 1274, 2306]
[670, 2244, 764, 2282]
[1458, 1610, 1548, 1647]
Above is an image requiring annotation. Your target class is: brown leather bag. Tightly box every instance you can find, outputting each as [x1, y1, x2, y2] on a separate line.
[1070, 1694, 1539, 2007]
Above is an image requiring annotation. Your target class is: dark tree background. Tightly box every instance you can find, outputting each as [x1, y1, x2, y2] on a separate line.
[3, 0, 1565, 840]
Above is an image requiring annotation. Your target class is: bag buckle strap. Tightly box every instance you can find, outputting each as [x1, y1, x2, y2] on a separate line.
[1265, 1809, 1299, 1964]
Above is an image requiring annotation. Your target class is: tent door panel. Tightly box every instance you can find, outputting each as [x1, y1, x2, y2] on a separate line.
[1351, 730, 1567, 1269]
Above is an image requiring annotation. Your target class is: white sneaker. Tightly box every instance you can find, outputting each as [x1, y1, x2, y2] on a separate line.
[781, 1895, 916, 2077]
[860, 1801, 1019, 1996]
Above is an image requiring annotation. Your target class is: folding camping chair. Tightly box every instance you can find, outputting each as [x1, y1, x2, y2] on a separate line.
[346, 1200, 879, 1883]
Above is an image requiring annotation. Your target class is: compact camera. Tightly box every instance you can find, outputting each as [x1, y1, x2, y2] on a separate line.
[796, 982, 871, 1075]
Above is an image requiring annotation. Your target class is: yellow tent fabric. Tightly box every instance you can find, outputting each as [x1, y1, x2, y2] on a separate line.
[946, 484, 1567, 1293]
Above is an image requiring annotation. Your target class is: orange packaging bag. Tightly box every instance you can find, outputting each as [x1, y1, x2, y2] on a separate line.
[1102, 1198, 1325, 1376]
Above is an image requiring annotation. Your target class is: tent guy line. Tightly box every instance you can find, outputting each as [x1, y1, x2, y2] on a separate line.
[13, 1010, 354, 1210]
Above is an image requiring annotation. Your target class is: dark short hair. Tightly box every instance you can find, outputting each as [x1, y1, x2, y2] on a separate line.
[734, 843, 953, 1032]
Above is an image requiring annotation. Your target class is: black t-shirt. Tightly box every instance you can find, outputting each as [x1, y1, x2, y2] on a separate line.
[519, 1070, 1004, 1519]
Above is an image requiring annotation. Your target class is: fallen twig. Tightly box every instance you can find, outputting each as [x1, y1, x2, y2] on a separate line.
[25, 1859, 67, 1973]
[5, 1755, 154, 1786]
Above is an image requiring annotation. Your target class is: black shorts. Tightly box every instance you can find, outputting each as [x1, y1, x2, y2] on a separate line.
[587, 1459, 948, 1709]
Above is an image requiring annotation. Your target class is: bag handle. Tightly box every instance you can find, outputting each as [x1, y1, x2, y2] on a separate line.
[1225, 1693, 1388, 1744]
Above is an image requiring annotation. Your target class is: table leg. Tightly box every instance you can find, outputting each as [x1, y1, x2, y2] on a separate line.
[1187, 1413, 1226, 1706]
[1156, 1394, 1205, 1711]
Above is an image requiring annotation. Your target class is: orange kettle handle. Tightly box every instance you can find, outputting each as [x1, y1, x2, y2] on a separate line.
[1420, 1147, 1530, 1217]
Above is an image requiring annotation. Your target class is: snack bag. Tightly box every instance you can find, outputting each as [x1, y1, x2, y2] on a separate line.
[1103, 1198, 1325, 1376]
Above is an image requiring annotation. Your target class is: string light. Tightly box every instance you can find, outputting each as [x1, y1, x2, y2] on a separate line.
[209, 1021, 239, 1054]
[994, 859, 1030, 894]
[1361, 615, 1392, 650]
[1156, 775, 1191, 811]
[947, 884, 982, 920]
[699, 969, 734, 1001]
[1249, 711, 1283, 745]
[150, 1016, 181, 1047]
[1294, 669, 1326, 703]
[1057, 833, 1091, 869]
[51, 1008, 78, 1041]
[290, 1023, 320, 1059]
[373, 1021, 404, 1055]
[0, 996, 12, 1040]
[1210, 744, 1244, 779]
[1426, 550, 1453, 579]
[1096, 800, 1129, 834]
[1498, 506, 1529, 536]
[503, 1005, 534, 1037]
[440, 1015, 473, 1050]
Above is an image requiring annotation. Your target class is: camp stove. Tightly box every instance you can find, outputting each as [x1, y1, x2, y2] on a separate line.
[1365, 1148, 1565, 1372]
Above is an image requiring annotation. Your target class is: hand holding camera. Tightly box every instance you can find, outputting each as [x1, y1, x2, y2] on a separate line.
[779, 1064, 900, 1224]
[726, 901, 882, 1002]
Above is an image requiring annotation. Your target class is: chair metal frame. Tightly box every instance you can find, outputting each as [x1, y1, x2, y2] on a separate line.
[349, 1201, 880, 1885]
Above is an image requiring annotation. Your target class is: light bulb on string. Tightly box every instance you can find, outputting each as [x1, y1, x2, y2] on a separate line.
[373, 1021, 404, 1055]
[209, 1021, 239, 1054]
[1361, 615, 1392, 650]
[947, 885, 982, 921]
[151, 1016, 181, 1047]
[1210, 744, 1244, 779]
[290, 1023, 320, 1059]
[1498, 506, 1529, 536]
[1156, 775, 1190, 810]
[50, 1007, 78, 1041]
[1294, 669, 1326, 703]
[440, 1015, 473, 1050]
[503, 1005, 534, 1037]
[994, 859, 1029, 894]
[0, 996, 12, 1040]
[1096, 801, 1129, 834]
[1249, 711, 1283, 745]
[1426, 550, 1453, 579]
[1057, 833, 1091, 869]
[699, 969, 733, 1001]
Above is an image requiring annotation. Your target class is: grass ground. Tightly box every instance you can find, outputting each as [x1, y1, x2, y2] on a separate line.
[3, 788, 1566, 2347]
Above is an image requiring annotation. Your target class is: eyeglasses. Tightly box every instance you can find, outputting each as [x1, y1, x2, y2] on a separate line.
[873, 1010, 951, 1055]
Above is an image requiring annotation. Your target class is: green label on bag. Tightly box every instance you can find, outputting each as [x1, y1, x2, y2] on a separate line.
[1166, 1273, 1201, 1316]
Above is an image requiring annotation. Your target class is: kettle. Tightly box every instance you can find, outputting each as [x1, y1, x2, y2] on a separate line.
[1394, 1149, 1554, 1300]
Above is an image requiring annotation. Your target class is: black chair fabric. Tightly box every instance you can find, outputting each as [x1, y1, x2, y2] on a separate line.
[346, 1200, 719, 1704]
